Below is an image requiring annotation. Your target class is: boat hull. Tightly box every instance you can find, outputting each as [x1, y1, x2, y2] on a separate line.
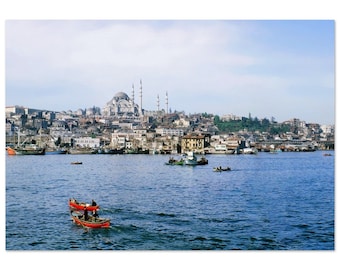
[213, 167, 231, 172]
[6, 146, 45, 155]
[45, 149, 67, 155]
[69, 199, 100, 211]
[71, 212, 110, 228]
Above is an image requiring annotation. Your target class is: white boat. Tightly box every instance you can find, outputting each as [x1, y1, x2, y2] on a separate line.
[184, 151, 198, 165]
[242, 148, 258, 154]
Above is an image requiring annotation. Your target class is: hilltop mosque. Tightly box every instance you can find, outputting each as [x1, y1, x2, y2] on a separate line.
[102, 80, 143, 117]
[102, 91, 140, 117]
[102, 80, 169, 118]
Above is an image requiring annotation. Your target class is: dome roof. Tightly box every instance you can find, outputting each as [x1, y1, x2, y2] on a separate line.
[114, 92, 129, 100]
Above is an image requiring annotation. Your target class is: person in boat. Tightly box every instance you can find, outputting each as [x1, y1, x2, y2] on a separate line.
[92, 210, 99, 218]
[84, 207, 89, 221]
[91, 199, 97, 206]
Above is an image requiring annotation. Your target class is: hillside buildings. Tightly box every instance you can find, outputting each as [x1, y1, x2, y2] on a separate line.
[5, 88, 335, 154]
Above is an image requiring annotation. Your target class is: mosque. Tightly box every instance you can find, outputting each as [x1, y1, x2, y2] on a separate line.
[102, 91, 140, 117]
[102, 80, 143, 117]
[101, 80, 169, 118]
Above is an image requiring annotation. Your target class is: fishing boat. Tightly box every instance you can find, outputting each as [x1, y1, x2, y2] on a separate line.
[68, 198, 100, 211]
[166, 153, 208, 166]
[45, 148, 67, 154]
[197, 156, 208, 165]
[97, 148, 124, 154]
[165, 156, 184, 165]
[213, 167, 231, 172]
[6, 145, 45, 155]
[68, 148, 97, 154]
[6, 129, 46, 155]
[70, 210, 110, 228]
[70, 161, 83, 165]
[184, 151, 198, 165]
[242, 148, 258, 154]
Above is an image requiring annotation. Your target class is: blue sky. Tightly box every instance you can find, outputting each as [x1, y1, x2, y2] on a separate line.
[5, 20, 335, 125]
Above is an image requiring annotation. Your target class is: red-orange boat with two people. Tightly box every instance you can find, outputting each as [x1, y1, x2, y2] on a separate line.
[70, 210, 110, 229]
[68, 198, 100, 212]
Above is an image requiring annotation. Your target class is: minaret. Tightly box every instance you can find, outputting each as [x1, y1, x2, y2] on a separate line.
[139, 79, 143, 116]
[131, 83, 135, 105]
[157, 94, 160, 112]
[131, 83, 135, 115]
[165, 91, 168, 114]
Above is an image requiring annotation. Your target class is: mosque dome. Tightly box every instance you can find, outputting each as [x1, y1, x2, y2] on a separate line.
[114, 92, 129, 101]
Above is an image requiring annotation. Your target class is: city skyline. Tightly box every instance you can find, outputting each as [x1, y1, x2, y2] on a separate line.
[5, 20, 335, 125]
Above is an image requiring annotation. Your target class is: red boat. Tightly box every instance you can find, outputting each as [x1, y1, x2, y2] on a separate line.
[70, 210, 110, 228]
[69, 198, 100, 211]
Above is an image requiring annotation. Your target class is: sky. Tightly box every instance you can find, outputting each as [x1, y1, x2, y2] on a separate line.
[5, 20, 335, 125]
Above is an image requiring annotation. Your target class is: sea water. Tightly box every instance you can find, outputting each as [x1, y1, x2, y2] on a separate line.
[5, 151, 334, 250]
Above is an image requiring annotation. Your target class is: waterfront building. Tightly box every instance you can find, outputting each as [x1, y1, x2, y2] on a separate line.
[181, 134, 206, 154]
[73, 137, 100, 148]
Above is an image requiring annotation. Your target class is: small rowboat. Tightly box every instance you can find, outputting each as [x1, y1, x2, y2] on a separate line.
[71, 161, 82, 165]
[70, 210, 110, 229]
[213, 167, 231, 172]
[69, 198, 100, 211]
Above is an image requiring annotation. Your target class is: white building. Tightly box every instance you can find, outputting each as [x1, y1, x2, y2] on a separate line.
[173, 118, 191, 127]
[220, 114, 241, 121]
[321, 124, 334, 134]
[155, 128, 184, 136]
[74, 137, 100, 148]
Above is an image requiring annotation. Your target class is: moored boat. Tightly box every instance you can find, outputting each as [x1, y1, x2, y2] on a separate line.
[68, 148, 97, 154]
[97, 148, 124, 154]
[70, 210, 110, 229]
[69, 198, 100, 211]
[242, 148, 258, 154]
[45, 148, 67, 154]
[6, 145, 45, 155]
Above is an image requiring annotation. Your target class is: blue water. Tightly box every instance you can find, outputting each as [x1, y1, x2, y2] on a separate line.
[6, 151, 334, 250]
